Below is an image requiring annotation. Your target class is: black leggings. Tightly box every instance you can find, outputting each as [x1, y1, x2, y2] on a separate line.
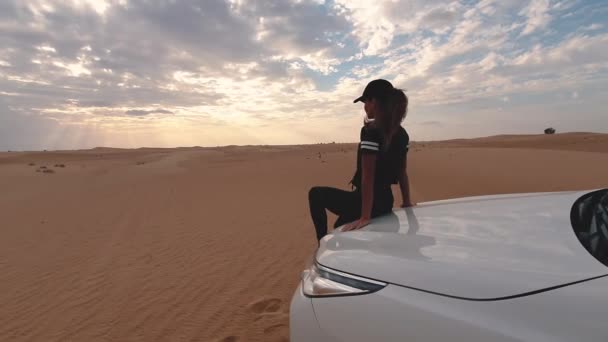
[308, 186, 394, 241]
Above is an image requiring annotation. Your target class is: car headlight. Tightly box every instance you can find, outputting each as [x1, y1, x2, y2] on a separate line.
[301, 262, 387, 297]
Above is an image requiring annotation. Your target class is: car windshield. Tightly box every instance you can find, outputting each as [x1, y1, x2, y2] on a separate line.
[571, 189, 608, 267]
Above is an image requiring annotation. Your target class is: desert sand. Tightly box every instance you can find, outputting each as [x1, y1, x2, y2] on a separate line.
[1, 132, 607, 341]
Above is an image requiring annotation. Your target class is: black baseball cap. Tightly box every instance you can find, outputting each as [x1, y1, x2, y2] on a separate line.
[353, 79, 394, 103]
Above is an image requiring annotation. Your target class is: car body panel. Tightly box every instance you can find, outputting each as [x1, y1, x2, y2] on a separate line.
[316, 190, 608, 299]
[308, 275, 608, 342]
[290, 283, 327, 341]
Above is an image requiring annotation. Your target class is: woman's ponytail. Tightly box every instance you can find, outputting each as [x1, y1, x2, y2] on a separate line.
[375, 88, 408, 150]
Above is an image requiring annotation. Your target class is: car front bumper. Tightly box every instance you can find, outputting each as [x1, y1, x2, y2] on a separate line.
[290, 283, 331, 342]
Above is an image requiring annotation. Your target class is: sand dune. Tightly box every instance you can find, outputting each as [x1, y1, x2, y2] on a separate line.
[418, 132, 608, 153]
[1, 133, 607, 341]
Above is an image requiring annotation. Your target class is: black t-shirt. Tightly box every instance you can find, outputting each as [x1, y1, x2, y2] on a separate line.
[350, 124, 409, 190]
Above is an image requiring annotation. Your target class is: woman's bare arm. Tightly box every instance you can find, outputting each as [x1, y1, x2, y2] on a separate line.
[399, 157, 414, 207]
[360, 153, 377, 219]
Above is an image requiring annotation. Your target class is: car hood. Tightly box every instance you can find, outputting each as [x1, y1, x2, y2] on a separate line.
[316, 190, 608, 300]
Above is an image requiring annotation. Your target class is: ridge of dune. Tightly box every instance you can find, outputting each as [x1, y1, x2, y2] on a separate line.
[412, 132, 608, 153]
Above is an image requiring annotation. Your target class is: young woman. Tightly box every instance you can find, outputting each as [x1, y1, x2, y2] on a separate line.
[308, 79, 414, 242]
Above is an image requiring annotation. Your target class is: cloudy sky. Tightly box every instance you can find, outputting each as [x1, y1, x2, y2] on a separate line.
[1, 0, 607, 150]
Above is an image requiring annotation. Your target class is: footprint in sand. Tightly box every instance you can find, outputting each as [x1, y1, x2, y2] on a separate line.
[247, 297, 289, 341]
[253, 311, 288, 322]
[247, 297, 283, 314]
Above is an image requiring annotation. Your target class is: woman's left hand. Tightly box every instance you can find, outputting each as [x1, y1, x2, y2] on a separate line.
[342, 218, 371, 232]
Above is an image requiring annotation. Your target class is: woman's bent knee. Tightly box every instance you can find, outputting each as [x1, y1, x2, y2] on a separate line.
[308, 186, 323, 202]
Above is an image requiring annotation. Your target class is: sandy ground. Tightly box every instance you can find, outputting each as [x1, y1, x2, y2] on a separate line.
[1, 132, 607, 341]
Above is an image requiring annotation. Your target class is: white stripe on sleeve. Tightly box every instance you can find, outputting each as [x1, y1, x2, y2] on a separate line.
[361, 145, 379, 151]
[361, 141, 379, 147]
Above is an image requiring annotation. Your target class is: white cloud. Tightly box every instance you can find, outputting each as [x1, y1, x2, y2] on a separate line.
[380, 28, 608, 108]
[479, 52, 504, 71]
[36, 45, 57, 53]
[334, 0, 464, 56]
[74, 0, 110, 15]
[299, 53, 342, 75]
[333, 0, 395, 55]
[52, 61, 91, 77]
[511, 33, 608, 68]
[583, 23, 604, 31]
[1, 0, 607, 149]
[520, 0, 552, 36]
[551, 0, 577, 12]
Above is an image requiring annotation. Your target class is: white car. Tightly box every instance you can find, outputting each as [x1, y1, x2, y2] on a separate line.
[290, 189, 608, 342]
